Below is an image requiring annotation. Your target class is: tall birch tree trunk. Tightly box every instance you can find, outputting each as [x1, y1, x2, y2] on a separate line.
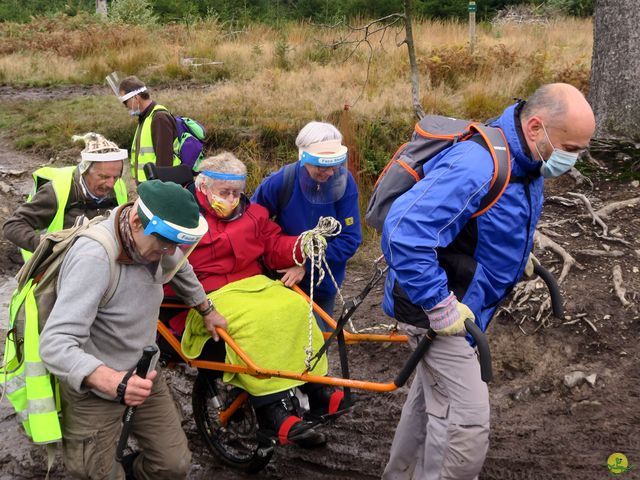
[96, 0, 108, 18]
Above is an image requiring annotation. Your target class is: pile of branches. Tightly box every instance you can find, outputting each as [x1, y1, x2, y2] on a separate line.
[492, 4, 552, 25]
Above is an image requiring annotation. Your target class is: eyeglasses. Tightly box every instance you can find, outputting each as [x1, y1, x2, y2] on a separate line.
[213, 189, 244, 199]
[153, 234, 179, 252]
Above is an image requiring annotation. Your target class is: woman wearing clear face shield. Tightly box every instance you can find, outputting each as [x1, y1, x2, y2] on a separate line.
[252, 121, 363, 331]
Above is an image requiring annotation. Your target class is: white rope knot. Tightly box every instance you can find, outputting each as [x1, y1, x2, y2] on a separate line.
[293, 216, 344, 369]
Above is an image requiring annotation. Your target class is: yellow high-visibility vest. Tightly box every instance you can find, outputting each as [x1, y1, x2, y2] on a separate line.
[130, 104, 180, 182]
[20, 166, 127, 261]
[4, 279, 62, 444]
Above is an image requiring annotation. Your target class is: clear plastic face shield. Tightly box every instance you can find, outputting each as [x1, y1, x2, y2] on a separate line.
[106, 71, 147, 104]
[298, 140, 349, 204]
[137, 197, 208, 279]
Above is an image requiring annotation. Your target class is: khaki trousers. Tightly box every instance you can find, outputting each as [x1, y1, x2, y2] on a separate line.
[382, 325, 490, 480]
[59, 369, 191, 480]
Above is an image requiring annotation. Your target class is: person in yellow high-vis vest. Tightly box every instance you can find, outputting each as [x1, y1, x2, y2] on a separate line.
[3, 132, 128, 261]
[117, 75, 180, 183]
[39, 180, 222, 479]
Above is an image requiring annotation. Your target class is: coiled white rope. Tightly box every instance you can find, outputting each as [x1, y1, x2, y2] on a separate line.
[293, 216, 348, 369]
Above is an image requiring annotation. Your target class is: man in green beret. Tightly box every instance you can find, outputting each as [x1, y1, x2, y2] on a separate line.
[40, 180, 227, 479]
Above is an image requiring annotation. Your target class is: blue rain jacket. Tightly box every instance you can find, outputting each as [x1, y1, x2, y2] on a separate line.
[382, 103, 545, 332]
[252, 162, 362, 297]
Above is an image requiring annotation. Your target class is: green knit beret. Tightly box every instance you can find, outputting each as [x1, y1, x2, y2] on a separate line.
[137, 180, 200, 229]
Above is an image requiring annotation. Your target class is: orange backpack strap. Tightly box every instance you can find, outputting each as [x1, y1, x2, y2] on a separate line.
[374, 142, 408, 188]
[468, 124, 511, 218]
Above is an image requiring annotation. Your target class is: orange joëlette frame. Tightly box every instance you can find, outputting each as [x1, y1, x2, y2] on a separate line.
[157, 285, 407, 394]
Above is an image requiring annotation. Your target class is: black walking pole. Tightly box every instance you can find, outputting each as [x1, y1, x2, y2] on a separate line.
[110, 346, 158, 480]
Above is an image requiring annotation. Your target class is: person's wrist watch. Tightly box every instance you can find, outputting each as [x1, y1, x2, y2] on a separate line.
[196, 298, 215, 317]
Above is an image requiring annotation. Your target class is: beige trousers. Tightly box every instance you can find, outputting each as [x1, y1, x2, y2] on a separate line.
[382, 325, 490, 480]
[59, 369, 191, 480]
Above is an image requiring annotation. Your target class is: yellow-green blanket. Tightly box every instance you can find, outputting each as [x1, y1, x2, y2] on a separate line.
[182, 275, 328, 396]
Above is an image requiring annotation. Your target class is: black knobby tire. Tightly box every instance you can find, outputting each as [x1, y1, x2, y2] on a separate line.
[192, 371, 273, 473]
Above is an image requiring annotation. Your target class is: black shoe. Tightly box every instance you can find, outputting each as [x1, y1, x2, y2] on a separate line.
[121, 451, 140, 480]
[256, 397, 326, 447]
[294, 430, 327, 449]
[305, 386, 352, 419]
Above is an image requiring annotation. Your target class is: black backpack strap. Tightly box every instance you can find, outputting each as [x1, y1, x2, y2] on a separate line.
[277, 162, 297, 216]
[467, 124, 511, 217]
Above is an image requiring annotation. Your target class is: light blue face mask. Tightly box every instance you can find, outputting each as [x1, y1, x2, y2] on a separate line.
[128, 97, 141, 116]
[535, 121, 579, 178]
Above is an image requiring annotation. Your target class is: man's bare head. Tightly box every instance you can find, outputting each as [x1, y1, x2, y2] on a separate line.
[520, 83, 595, 162]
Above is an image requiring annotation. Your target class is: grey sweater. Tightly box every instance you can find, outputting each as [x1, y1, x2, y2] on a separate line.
[39, 211, 207, 399]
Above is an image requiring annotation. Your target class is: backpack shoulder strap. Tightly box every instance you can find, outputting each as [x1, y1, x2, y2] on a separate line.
[79, 224, 121, 307]
[277, 162, 297, 216]
[149, 104, 175, 127]
[151, 104, 170, 115]
[468, 124, 511, 217]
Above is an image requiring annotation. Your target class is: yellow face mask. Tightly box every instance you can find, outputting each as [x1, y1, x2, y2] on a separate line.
[210, 194, 240, 218]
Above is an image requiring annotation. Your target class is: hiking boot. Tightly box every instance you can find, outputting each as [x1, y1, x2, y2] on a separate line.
[256, 396, 326, 448]
[305, 385, 351, 419]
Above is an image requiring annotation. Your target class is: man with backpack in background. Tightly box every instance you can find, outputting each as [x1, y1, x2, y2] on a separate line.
[3, 132, 128, 261]
[116, 75, 180, 183]
[38, 180, 227, 479]
[380, 83, 595, 479]
[113, 74, 206, 185]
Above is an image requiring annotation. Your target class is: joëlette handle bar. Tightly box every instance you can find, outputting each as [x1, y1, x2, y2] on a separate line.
[393, 319, 492, 388]
[533, 263, 564, 318]
[114, 346, 158, 463]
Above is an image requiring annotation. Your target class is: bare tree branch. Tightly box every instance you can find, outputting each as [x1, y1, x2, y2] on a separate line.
[534, 231, 582, 284]
[315, 2, 425, 117]
[317, 14, 404, 109]
[567, 192, 608, 236]
[576, 249, 624, 257]
[595, 196, 640, 219]
[567, 166, 594, 188]
[612, 265, 632, 307]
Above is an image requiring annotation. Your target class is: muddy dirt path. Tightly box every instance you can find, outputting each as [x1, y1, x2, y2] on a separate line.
[0, 126, 639, 479]
[0, 137, 49, 275]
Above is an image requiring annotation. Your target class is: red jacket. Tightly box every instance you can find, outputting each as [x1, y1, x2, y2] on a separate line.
[187, 190, 303, 293]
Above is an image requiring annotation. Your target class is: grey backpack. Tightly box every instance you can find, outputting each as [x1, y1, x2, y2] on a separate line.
[365, 116, 512, 232]
[7, 215, 120, 362]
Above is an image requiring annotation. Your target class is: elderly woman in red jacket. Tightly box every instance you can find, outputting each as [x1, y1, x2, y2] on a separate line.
[167, 152, 346, 448]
